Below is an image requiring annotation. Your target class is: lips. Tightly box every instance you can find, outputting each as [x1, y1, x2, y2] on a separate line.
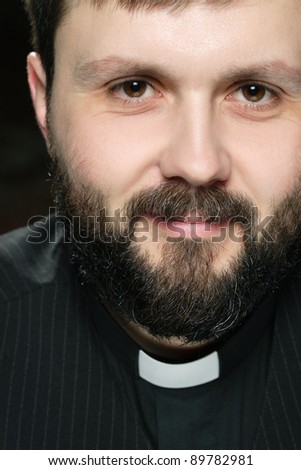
[151, 213, 222, 225]
[147, 213, 230, 240]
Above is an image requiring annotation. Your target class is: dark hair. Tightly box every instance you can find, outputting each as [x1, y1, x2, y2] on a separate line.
[23, 0, 71, 93]
[23, 0, 231, 93]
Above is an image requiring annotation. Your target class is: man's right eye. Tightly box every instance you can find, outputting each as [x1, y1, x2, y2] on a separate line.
[110, 79, 157, 101]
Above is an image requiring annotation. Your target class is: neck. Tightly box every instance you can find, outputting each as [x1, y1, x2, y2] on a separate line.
[106, 302, 215, 362]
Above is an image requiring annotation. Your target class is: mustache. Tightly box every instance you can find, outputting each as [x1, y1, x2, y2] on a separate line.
[126, 182, 255, 225]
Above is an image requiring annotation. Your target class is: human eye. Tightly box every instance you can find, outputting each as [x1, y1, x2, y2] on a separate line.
[109, 79, 160, 105]
[226, 83, 280, 111]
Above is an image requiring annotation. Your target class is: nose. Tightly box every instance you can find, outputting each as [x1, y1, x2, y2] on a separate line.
[159, 99, 231, 187]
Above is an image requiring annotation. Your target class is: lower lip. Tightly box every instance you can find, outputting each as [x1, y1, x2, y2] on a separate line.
[149, 215, 229, 240]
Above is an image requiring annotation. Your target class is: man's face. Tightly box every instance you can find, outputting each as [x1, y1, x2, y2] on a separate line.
[30, 0, 301, 341]
[49, 0, 301, 264]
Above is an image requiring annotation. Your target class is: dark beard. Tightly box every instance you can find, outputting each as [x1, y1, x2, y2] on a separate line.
[51, 158, 301, 343]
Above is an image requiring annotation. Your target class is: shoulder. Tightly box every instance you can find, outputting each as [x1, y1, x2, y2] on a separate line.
[281, 262, 301, 299]
[274, 262, 301, 337]
[0, 216, 73, 304]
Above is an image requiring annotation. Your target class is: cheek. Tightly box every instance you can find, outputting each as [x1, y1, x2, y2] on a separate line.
[225, 117, 301, 214]
[52, 109, 166, 203]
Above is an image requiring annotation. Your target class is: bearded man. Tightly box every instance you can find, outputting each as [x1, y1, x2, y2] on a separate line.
[1, 0, 301, 449]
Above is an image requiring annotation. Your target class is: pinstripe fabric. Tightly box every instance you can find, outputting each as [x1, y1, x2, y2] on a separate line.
[0, 220, 301, 449]
[254, 274, 301, 449]
[0, 222, 151, 449]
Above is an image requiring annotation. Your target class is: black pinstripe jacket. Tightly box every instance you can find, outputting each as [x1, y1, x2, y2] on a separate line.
[0, 220, 301, 449]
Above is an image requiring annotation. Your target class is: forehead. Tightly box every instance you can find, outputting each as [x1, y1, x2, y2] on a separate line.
[57, 1, 301, 43]
[59, 0, 301, 42]
[54, 0, 301, 88]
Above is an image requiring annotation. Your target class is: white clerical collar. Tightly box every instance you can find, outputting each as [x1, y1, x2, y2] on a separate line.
[93, 294, 275, 390]
[138, 349, 219, 388]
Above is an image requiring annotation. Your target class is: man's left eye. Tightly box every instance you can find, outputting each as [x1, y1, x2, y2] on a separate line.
[233, 84, 275, 103]
[111, 80, 155, 99]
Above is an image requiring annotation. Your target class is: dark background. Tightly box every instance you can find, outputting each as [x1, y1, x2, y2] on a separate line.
[0, 1, 51, 235]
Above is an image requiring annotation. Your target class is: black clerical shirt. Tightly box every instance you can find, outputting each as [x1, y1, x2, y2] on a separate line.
[92, 295, 275, 449]
[1, 219, 301, 450]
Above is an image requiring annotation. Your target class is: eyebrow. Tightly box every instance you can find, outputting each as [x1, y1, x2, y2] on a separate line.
[74, 55, 301, 94]
[222, 60, 301, 93]
[74, 56, 172, 87]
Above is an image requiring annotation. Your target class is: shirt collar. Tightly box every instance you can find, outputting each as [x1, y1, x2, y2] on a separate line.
[90, 292, 276, 389]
